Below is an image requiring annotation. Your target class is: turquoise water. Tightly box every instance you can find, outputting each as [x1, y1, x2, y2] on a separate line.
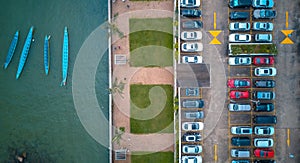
[0, 0, 109, 162]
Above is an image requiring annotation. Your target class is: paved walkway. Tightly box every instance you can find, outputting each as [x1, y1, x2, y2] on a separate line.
[111, 0, 175, 161]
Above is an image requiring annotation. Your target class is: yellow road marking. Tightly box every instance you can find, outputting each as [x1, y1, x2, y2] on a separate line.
[287, 128, 290, 147]
[281, 30, 294, 44]
[286, 11, 289, 29]
[214, 144, 218, 161]
[209, 30, 222, 44]
[214, 12, 216, 30]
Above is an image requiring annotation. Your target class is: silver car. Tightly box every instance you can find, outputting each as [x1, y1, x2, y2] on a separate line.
[185, 88, 199, 96]
[228, 57, 252, 65]
[253, 22, 273, 31]
[254, 138, 274, 147]
[182, 156, 202, 163]
[255, 34, 272, 42]
[252, 0, 274, 8]
[231, 126, 252, 135]
[229, 22, 250, 31]
[228, 103, 251, 112]
[182, 99, 204, 108]
[181, 42, 203, 52]
[229, 33, 251, 43]
[254, 126, 275, 135]
[181, 31, 202, 40]
[254, 67, 277, 76]
[180, 0, 200, 8]
[184, 111, 204, 119]
[182, 122, 204, 131]
[182, 145, 202, 154]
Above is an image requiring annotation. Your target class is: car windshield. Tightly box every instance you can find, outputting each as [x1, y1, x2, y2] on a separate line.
[243, 129, 250, 133]
[192, 123, 199, 129]
[234, 80, 248, 86]
[194, 56, 198, 62]
[187, 136, 195, 141]
[233, 104, 239, 110]
[185, 57, 189, 62]
[266, 10, 274, 17]
[260, 10, 266, 17]
[263, 69, 270, 74]
[188, 32, 195, 38]
[256, 58, 262, 63]
[264, 58, 269, 64]
[235, 92, 241, 98]
[260, 150, 265, 157]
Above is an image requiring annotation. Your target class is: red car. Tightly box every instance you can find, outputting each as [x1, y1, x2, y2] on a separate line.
[253, 56, 275, 65]
[229, 91, 250, 99]
[254, 148, 274, 158]
[227, 78, 251, 88]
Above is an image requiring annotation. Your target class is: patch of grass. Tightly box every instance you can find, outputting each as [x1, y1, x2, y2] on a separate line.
[231, 44, 277, 55]
[130, 84, 174, 133]
[129, 18, 173, 67]
[131, 152, 174, 163]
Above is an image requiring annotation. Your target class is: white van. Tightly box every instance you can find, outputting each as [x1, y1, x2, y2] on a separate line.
[231, 149, 250, 158]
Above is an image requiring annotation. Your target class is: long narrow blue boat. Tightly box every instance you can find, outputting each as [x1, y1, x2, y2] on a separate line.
[3, 31, 19, 69]
[61, 27, 69, 86]
[44, 35, 50, 75]
[16, 26, 34, 79]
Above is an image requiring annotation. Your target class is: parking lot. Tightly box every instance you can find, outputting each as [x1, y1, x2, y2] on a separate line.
[192, 0, 300, 162]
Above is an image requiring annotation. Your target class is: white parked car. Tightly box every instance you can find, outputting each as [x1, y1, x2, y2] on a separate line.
[180, 0, 200, 7]
[254, 67, 277, 76]
[252, 0, 274, 8]
[228, 57, 251, 65]
[255, 33, 272, 42]
[182, 56, 203, 64]
[254, 126, 275, 135]
[229, 33, 251, 42]
[253, 22, 274, 31]
[182, 156, 202, 163]
[254, 138, 274, 147]
[181, 42, 203, 52]
[182, 145, 202, 154]
[228, 103, 251, 112]
[229, 22, 250, 31]
[231, 126, 252, 135]
[181, 31, 202, 40]
[182, 122, 204, 131]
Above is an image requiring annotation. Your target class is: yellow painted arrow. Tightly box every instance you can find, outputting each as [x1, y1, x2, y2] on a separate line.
[281, 30, 294, 44]
[209, 30, 222, 44]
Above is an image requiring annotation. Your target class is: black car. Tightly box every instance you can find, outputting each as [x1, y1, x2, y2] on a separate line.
[253, 115, 277, 124]
[230, 11, 250, 20]
[254, 160, 276, 163]
[182, 20, 203, 29]
[229, 0, 252, 8]
[231, 137, 251, 146]
[181, 9, 202, 17]
[254, 80, 275, 88]
[182, 132, 201, 142]
[254, 103, 274, 112]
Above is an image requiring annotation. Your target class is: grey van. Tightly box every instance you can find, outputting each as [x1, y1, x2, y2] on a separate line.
[254, 80, 275, 88]
[253, 115, 277, 124]
[231, 149, 250, 158]
[184, 111, 204, 119]
[231, 137, 251, 146]
[253, 91, 275, 100]
[182, 99, 204, 108]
